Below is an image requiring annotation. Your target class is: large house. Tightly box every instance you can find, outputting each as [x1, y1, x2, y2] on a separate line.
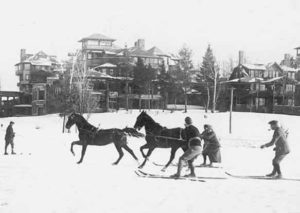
[229, 51, 298, 113]
[15, 49, 64, 115]
[73, 33, 180, 111]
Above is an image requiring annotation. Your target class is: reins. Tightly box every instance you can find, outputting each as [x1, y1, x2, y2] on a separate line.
[145, 130, 187, 142]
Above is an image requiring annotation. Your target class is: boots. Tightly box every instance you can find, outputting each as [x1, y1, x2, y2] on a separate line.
[266, 168, 276, 177]
[171, 159, 184, 178]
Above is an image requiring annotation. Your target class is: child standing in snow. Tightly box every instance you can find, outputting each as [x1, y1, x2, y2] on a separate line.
[260, 120, 290, 179]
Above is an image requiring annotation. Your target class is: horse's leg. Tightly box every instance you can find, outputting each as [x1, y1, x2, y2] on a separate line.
[162, 146, 179, 172]
[112, 142, 124, 165]
[138, 147, 155, 169]
[70, 141, 82, 156]
[123, 144, 138, 161]
[140, 144, 149, 158]
[77, 142, 88, 164]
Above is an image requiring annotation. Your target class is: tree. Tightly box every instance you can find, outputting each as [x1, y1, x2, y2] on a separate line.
[68, 50, 98, 116]
[178, 45, 193, 113]
[157, 61, 172, 110]
[133, 58, 155, 110]
[200, 45, 219, 113]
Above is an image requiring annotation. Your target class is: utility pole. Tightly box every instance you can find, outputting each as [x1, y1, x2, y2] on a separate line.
[229, 87, 234, 134]
[212, 66, 217, 113]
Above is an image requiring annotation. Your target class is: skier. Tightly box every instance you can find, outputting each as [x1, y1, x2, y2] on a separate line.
[171, 117, 202, 178]
[4, 121, 16, 155]
[260, 120, 290, 179]
[200, 124, 221, 167]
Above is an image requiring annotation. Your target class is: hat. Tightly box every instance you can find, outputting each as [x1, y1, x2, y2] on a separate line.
[204, 124, 212, 129]
[10, 121, 15, 124]
[185, 117, 192, 125]
[268, 120, 278, 125]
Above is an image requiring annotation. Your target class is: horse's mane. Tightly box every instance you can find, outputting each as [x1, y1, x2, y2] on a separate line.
[74, 113, 97, 131]
[143, 112, 164, 129]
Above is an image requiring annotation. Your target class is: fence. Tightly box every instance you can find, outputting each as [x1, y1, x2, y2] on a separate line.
[273, 105, 300, 115]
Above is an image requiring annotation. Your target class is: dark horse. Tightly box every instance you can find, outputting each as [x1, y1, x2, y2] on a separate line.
[134, 111, 187, 171]
[65, 113, 144, 164]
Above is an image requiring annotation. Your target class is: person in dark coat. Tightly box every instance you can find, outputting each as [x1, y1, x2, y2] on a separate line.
[200, 124, 221, 166]
[4, 121, 16, 155]
[171, 117, 202, 178]
[260, 120, 290, 179]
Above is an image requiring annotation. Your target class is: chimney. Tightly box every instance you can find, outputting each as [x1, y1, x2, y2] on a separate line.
[284, 53, 291, 61]
[134, 39, 145, 50]
[238, 50, 244, 65]
[20, 49, 26, 62]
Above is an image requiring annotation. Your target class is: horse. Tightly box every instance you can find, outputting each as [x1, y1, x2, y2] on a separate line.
[65, 113, 144, 165]
[133, 111, 187, 171]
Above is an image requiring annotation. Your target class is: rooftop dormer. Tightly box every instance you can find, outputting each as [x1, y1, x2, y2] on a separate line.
[79, 33, 116, 50]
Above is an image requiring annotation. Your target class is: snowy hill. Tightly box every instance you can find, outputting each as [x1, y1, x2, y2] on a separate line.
[0, 110, 300, 213]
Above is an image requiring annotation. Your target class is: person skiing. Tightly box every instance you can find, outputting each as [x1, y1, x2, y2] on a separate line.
[4, 121, 16, 155]
[260, 120, 290, 179]
[171, 117, 202, 178]
[200, 124, 221, 167]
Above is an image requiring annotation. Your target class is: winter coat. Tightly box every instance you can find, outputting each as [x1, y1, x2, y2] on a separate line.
[185, 125, 201, 147]
[200, 130, 220, 149]
[5, 125, 15, 141]
[263, 127, 290, 156]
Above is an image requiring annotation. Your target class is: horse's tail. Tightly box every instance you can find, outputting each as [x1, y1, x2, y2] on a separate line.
[122, 127, 144, 138]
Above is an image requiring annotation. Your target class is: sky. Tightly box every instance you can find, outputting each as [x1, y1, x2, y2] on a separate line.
[0, 0, 299, 91]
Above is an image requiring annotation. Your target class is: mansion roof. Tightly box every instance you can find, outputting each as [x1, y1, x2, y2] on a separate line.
[79, 33, 116, 42]
[16, 51, 59, 66]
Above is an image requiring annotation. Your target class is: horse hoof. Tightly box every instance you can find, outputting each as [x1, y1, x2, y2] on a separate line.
[77, 161, 82, 164]
[112, 162, 118, 165]
[161, 168, 167, 172]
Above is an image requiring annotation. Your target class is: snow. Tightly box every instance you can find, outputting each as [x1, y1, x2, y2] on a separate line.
[0, 110, 300, 213]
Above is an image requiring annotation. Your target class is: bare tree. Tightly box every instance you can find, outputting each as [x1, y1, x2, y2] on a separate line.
[179, 45, 193, 113]
[69, 50, 97, 117]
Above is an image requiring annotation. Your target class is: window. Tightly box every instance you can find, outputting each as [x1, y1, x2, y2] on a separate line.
[54, 87, 61, 95]
[256, 98, 265, 106]
[25, 74, 30, 81]
[87, 53, 92, 59]
[100, 41, 112, 46]
[24, 64, 31, 70]
[256, 83, 260, 90]
[38, 90, 45, 100]
[286, 84, 295, 92]
[288, 99, 294, 106]
[87, 40, 99, 46]
[109, 69, 114, 76]
[260, 84, 265, 91]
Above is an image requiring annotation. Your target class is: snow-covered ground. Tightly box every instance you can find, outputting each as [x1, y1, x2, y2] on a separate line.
[0, 110, 300, 213]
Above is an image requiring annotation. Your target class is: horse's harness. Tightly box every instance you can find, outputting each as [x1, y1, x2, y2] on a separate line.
[145, 128, 186, 144]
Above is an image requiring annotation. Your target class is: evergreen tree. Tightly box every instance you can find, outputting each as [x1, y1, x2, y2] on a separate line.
[133, 58, 155, 110]
[200, 45, 219, 113]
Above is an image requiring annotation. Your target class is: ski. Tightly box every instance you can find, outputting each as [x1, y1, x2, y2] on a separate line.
[225, 172, 300, 182]
[135, 170, 205, 182]
[140, 169, 226, 180]
[152, 162, 222, 169]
